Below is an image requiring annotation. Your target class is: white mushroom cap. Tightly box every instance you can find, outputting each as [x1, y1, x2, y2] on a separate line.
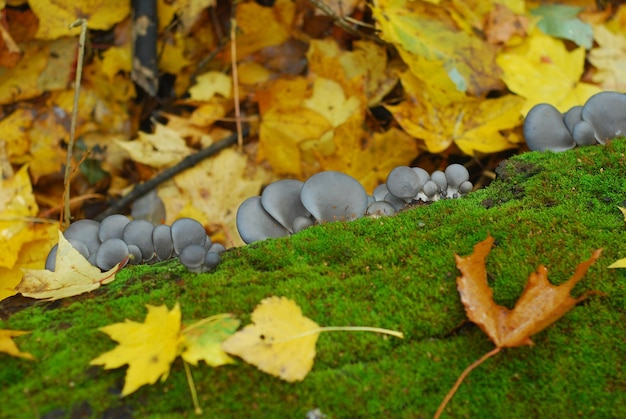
[581, 91, 626, 144]
[523, 103, 575, 152]
[300, 171, 368, 223]
[64, 219, 101, 256]
[122, 219, 155, 261]
[386, 166, 422, 200]
[96, 239, 129, 270]
[260, 179, 310, 233]
[170, 218, 207, 255]
[236, 196, 290, 244]
[98, 214, 130, 241]
[152, 224, 174, 260]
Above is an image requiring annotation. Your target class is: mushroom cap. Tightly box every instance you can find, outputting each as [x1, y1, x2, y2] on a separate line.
[45, 244, 58, 271]
[96, 239, 129, 270]
[131, 190, 166, 224]
[386, 166, 422, 199]
[430, 170, 447, 192]
[383, 193, 407, 211]
[572, 120, 597, 146]
[581, 91, 626, 144]
[127, 244, 143, 264]
[563, 105, 582, 135]
[170, 218, 207, 255]
[178, 244, 207, 270]
[67, 239, 90, 260]
[152, 224, 174, 260]
[122, 219, 155, 261]
[523, 103, 575, 152]
[260, 179, 310, 233]
[411, 167, 431, 185]
[204, 251, 221, 270]
[444, 164, 470, 188]
[422, 180, 439, 198]
[292, 215, 315, 233]
[236, 196, 290, 244]
[64, 219, 101, 255]
[459, 181, 473, 195]
[366, 201, 396, 217]
[300, 171, 368, 223]
[208, 243, 226, 254]
[98, 214, 130, 241]
[373, 183, 389, 201]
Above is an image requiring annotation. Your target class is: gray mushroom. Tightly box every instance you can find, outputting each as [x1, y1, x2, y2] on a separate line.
[64, 219, 101, 256]
[260, 179, 310, 233]
[373, 183, 389, 201]
[411, 167, 431, 185]
[122, 219, 155, 261]
[422, 180, 439, 200]
[204, 251, 221, 270]
[170, 218, 207, 255]
[572, 120, 597, 146]
[127, 244, 143, 264]
[459, 181, 473, 195]
[581, 91, 626, 144]
[366, 201, 396, 217]
[430, 170, 447, 192]
[386, 166, 422, 200]
[178, 244, 208, 273]
[208, 243, 226, 254]
[523, 103, 575, 152]
[98, 214, 130, 241]
[236, 196, 290, 244]
[152, 224, 174, 260]
[563, 106, 582, 135]
[292, 215, 315, 233]
[131, 190, 166, 224]
[300, 171, 368, 223]
[383, 193, 407, 212]
[68, 239, 90, 260]
[96, 239, 129, 270]
[45, 244, 58, 271]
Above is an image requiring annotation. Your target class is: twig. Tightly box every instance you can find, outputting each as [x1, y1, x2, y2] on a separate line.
[230, 18, 243, 150]
[94, 128, 248, 221]
[63, 19, 88, 228]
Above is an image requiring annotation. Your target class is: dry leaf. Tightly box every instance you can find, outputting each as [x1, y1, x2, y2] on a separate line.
[0, 329, 35, 360]
[455, 235, 602, 348]
[221, 296, 320, 382]
[17, 230, 121, 301]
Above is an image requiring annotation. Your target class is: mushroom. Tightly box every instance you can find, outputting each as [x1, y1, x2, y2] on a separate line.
[421, 180, 439, 201]
[95, 239, 129, 270]
[204, 251, 221, 270]
[445, 164, 470, 198]
[152, 224, 174, 260]
[170, 218, 207, 255]
[430, 170, 447, 193]
[383, 193, 407, 212]
[411, 167, 431, 186]
[236, 196, 290, 244]
[260, 179, 310, 233]
[64, 219, 101, 256]
[523, 103, 575, 151]
[292, 215, 315, 233]
[127, 244, 143, 264]
[68, 239, 90, 260]
[178, 244, 208, 273]
[300, 171, 368, 223]
[459, 181, 473, 195]
[131, 189, 166, 224]
[45, 244, 58, 271]
[208, 243, 226, 254]
[572, 120, 597, 146]
[581, 91, 626, 144]
[122, 219, 156, 261]
[386, 166, 422, 201]
[366, 201, 396, 217]
[98, 214, 130, 241]
[563, 106, 582, 135]
[373, 183, 389, 201]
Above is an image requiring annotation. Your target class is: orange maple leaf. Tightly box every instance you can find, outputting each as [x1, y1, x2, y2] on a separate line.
[436, 235, 602, 418]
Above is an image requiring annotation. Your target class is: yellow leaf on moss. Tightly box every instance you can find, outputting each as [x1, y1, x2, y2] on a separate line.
[181, 314, 240, 367]
[0, 329, 34, 360]
[91, 304, 182, 396]
[222, 296, 320, 382]
[17, 231, 120, 301]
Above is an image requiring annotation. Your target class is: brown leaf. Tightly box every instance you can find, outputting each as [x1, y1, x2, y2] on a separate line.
[455, 235, 602, 348]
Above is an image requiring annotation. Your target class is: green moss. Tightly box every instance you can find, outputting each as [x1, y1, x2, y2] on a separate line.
[1, 140, 625, 417]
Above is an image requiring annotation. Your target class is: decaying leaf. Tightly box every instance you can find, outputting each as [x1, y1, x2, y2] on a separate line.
[181, 314, 240, 367]
[17, 230, 121, 301]
[221, 296, 320, 382]
[0, 329, 35, 360]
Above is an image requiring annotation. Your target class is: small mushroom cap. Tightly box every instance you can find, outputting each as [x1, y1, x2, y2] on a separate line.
[260, 179, 310, 233]
[236, 196, 290, 244]
[208, 243, 226, 254]
[300, 171, 368, 223]
[411, 167, 431, 185]
[127, 244, 143, 264]
[581, 91, 626, 144]
[98, 214, 130, 241]
[444, 164, 470, 188]
[178, 244, 207, 270]
[366, 201, 396, 217]
[292, 215, 315, 233]
[383, 193, 407, 211]
[170, 218, 207, 255]
[96, 239, 129, 271]
[422, 180, 439, 197]
[67, 239, 90, 260]
[386, 166, 422, 199]
[373, 183, 389, 201]
[572, 120, 597, 146]
[122, 219, 155, 261]
[563, 106, 582, 135]
[204, 251, 221, 270]
[64, 219, 101, 255]
[459, 180, 473, 194]
[45, 244, 58, 271]
[523, 103, 575, 151]
[152, 224, 174, 260]
[430, 170, 447, 191]
[131, 190, 166, 224]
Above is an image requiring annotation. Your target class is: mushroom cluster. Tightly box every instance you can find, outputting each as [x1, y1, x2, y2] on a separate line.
[236, 164, 472, 244]
[524, 91, 626, 152]
[45, 216, 225, 273]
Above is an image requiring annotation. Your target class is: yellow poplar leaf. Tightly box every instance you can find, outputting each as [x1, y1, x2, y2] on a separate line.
[189, 72, 232, 101]
[222, 296, 320, 382]
[0, 329, 34, 360]
[30, 0, 130, 40]
[181, 314, 240, 366]
[496, 29, 601, 115]
[90, 304, 182, 396]
[17, 231, 120, 301]
[588, 25, 626, 91]
[117, 123, 193, 168]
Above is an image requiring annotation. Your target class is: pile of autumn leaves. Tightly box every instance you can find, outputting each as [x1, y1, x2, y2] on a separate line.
[4, 229, 620, 415]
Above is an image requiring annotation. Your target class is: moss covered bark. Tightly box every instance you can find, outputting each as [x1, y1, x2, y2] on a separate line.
[1, 140, 625, 418]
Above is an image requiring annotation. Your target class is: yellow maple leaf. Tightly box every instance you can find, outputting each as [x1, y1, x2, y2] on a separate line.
[181, 314, 240, 367]
[91, 304, 182, 396]
[117, 123, 193, 168]
[0, 329, 34, 360]
[17, 230, 120, 301]
[609, 207, 626, 269]
[189, 72, 232, 101]
[588, 25, 626, 91]
[221, 296, 321, 382]
[496, 28, 601, 115]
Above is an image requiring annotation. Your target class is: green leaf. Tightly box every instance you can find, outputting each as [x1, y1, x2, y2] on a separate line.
[531, 4, 593, 49]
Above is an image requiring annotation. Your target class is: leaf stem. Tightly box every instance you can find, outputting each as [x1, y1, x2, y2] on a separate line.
[183, 360, 203, 415]
[275, 326, 404, 343]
